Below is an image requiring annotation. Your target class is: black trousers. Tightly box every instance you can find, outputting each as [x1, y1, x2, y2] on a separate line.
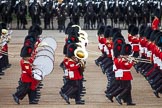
[61, 80, 81, 102]
[118, 80, 133, 104]
[15, 82, 31, 100]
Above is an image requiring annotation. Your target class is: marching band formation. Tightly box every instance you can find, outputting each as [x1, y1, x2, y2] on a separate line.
[12, 24, 57, 104]
[59, 24, 88, 104]
[0, 0, 162, 106]
[95, 22, 162, 105]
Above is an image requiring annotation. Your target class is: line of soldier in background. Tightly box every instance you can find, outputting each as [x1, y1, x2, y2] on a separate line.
[1, 0, 162, 30]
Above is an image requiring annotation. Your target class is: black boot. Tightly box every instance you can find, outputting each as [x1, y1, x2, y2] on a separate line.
[76, 100, 85, 104]
[153, 90, 160, 98]
[59, 91, 70, 104]
[106, 94, 114, 102]
[115, 96, 122, 105]
[127, 102, 136, 106]
[12, 94, 20, 104]
[0, 72, 5, 76]
[28, 90, 39, 104]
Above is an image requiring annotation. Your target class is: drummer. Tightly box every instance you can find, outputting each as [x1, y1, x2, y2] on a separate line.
[12, 45, 40, 104]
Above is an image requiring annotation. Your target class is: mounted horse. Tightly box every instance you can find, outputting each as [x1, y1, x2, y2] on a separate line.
[29, 0, 42, 25]
[141, 1, 150, 25]
[56, 4, 67, 32]
[118, 0, 127, 29]
[42, 0, 55, 29]
[97, 1, 107, 29]
[1, 0, 13, 28]
[70, 1, 81, 25]
[125, 2, 137, 27]
[83, 2, 97, 30]
[14, 1, 27, 29]
[107, 0, 116, 27]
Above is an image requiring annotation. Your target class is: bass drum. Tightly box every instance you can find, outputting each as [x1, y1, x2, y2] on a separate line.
[32, 68, 43, 81]
[41, 37, 57, 51]
[36, 49, 54, 61]
[36, 45, 54, 54]
[33, 55, 54, 77]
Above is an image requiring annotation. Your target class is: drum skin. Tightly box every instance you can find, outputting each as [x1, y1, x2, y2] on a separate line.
[36, 49, 54, 61]
[33, 55, 54, 77]
[41, 37, 57, 51]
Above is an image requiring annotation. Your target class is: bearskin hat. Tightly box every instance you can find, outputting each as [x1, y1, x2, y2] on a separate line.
[66, 43, 78, 58]
[150, 30, 160, 42]
[24, 35, 37, 47]
[65, 21, 75, 34]
[130, 26, 138, 36]
[20, 45, 34, 57]
[104, 26, 112, 38]
[97, 25, 105, 36]
[143, 27, 153, 40]
[155, 34, 162, 47]
[154, 8, 160, 19]
[110, 28, 121, 37]
[67, 35, 79, 44]
[113, 32, 125, 43]
[139, 24, 147, 37]
[63, 36, 79, 55]
[67, 26, 80, 37]
[113, 43, 123, 58]
[28, 24, 42, 36]
[120, 44, 132, 55]
[128, 24, 135, 34]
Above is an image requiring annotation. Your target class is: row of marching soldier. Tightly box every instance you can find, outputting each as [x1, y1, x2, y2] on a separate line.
[94, 16, 162, 105]
[12, 24, 44, 104]
[59, 23, 88, 104]
[0, 23, 12, 77]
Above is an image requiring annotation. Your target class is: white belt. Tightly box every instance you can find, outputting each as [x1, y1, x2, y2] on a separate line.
[22, 71, 27, 74]
[117, 69, 130, 72]
[131, 44, 139, 47]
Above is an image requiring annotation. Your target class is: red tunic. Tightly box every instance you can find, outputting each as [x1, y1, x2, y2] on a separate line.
[114, 57, 133, 80]
[66, 58, 83, 80]
[128, 34, 132, 43]
[1, 44, 8, 52]
[152, 17, 160, 30]
[20, 59, 33, 82]
[98, 36, 106, 53]
[20, 58, 39, 90]
[105, 41, 113, 58]
[130, 36, 140, 52]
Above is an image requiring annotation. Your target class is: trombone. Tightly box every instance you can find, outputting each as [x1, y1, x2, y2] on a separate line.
[133, 57, 152, 64]
[127, 56, 152, 64]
